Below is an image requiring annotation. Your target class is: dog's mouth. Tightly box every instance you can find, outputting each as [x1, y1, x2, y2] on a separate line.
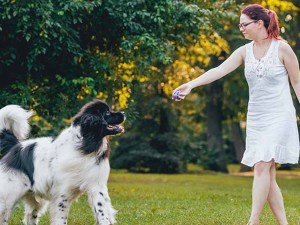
[107, 124, 124, 134]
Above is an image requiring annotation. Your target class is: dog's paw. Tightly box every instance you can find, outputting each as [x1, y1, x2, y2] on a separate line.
[108, 208, 117, 224]
[99, 218, 111, 225]
[109, 217, 116, 225]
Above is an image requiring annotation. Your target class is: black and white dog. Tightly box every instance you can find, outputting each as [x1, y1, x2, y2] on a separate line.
[0, 99, 125, 225]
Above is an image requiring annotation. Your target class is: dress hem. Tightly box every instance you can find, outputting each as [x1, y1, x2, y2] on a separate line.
[241, 144, 299, 167]
[241, 157, 299, 167]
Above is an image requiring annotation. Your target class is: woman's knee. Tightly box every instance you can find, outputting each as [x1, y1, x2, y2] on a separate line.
[254, 161, 273, 176]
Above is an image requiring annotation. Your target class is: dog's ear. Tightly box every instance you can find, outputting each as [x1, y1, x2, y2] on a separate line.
[80, 114, 103, 129]
[78, 114, 106, 154]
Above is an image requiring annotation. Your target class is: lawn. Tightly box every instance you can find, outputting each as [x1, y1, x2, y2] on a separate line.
[9, 166, 300, 225]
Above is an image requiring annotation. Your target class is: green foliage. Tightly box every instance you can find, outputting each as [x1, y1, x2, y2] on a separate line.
[0, 0, 95, 71]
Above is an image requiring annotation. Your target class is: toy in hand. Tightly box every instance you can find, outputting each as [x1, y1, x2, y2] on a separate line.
[172, 90, 181, 100]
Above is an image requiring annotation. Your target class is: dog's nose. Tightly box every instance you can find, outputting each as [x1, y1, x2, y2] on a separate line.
[121, 111, 126, 120]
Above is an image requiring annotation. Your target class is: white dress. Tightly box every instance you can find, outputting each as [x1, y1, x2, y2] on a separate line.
[241, 39, 300, 167]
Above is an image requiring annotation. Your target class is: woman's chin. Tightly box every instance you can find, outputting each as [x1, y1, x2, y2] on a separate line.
[243, 34, 253, 40]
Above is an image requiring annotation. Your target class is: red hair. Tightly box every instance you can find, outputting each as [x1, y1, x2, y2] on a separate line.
[241, 4, 281, 40]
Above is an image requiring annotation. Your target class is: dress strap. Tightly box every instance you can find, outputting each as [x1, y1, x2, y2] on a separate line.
[272, 40, 280, 64]
[245, 41, 253, 63]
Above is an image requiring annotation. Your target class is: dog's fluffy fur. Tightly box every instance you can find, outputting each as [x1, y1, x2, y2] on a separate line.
[0, 100, 125, 225]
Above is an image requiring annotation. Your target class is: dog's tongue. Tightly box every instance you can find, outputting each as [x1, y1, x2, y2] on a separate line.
[116, 125, 125, 133]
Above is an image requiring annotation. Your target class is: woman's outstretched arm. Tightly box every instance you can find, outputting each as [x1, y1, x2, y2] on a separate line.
[173, 45, 245, 100]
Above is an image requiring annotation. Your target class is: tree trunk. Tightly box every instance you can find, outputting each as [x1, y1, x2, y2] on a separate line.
[231, 121, 251, 172]
[205, 80, 228, 172]
[159, 104, 171, 133]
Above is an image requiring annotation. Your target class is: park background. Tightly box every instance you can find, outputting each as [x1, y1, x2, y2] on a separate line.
[1, 0, 300, 224]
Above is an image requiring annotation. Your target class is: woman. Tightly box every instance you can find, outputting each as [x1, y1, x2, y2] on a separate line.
[173, 4, 300, 225]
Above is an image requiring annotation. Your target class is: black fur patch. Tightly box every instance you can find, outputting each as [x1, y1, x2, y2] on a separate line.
[0, 129, 19, 158]
[1, 142, 36, 185]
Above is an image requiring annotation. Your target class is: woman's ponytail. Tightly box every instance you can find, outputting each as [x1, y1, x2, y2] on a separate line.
[267, 9, 280, 39]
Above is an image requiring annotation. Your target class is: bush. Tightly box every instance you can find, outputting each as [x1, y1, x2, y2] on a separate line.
[111, 133, 187, 174]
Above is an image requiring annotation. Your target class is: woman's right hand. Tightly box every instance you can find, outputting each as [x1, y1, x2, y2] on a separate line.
[172, 83, 192, 101]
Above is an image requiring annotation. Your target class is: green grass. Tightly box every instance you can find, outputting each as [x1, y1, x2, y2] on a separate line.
[9, 167, 300, 225]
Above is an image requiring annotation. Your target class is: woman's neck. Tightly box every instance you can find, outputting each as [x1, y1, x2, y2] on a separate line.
[253, 37, 272, 47]
[252, 29, 270, 46]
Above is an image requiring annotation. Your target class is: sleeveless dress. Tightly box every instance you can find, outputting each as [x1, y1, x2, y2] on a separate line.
[241, 39, 300, 167]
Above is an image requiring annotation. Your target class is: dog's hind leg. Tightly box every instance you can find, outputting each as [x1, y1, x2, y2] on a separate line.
[23, 193, 49, 225]
[87, 186, 116, 225]
[0, 191, 26, 225]
[0, 174, 30, 225]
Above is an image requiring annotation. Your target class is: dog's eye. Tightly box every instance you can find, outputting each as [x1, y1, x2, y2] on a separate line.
[105, 111, 110, 116]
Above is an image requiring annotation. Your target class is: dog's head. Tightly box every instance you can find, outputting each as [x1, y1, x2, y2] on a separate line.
[72, 99, 125, 154]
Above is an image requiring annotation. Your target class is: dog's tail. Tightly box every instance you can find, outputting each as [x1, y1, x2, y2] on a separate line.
[0, 105, 33, 157]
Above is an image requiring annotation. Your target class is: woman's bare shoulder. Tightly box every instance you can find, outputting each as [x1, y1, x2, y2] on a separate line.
[278, 39, 297, 65]
[234, 45, 247, 61]
[278, 39, 293, 53]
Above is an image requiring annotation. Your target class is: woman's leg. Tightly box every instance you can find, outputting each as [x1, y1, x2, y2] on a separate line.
[267, 163, 288, 225]
[249, 161, 273, 224]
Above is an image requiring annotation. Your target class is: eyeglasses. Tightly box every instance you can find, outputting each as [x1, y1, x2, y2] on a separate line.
[238, 20, 258, 30]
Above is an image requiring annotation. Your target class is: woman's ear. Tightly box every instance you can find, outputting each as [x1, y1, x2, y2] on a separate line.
[257, 19, 264, 29]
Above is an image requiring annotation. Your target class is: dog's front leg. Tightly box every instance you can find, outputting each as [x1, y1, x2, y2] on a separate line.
[0, 207, 12, 225]
[49, 194, 71, 225]
[87, 186, 116, 225]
